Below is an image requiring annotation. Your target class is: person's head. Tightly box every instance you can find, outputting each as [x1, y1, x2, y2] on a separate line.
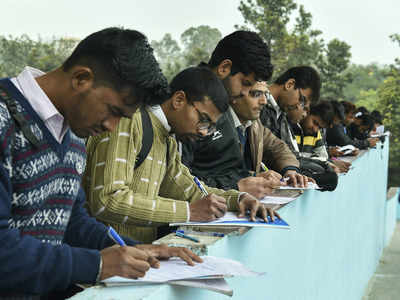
[353, 114, 375, 133]
[300, 101, 335, 136]
[341, 101, 356, 126]
[205, 30, 273, 102]
[231, 81, 268, 123]
[330, 100, 345, 125]
[164, 67, 229, 143]
[355, 106, 369, 117]
[371, 110, 383, 126]
[274, 66, 321, 116]
[59, 27, 169, 137]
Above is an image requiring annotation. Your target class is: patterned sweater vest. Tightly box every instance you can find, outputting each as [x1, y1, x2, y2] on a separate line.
[0, 79, 86, 245]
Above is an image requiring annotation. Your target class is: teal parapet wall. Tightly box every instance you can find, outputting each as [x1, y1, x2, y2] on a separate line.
[71, 140, 392, 300]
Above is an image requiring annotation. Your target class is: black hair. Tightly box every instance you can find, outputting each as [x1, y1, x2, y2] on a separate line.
[330, 100, 345, 122]
[63, 27, 169, 106]
[356, 114, 375, 131]
[341, 101, 356, 115]
[310, 100, 335, 127]
[207, 30, 273, 81]
[275, 66, 321, 103]
[355, 106, 369, 116]
[169, 67, 229, 113]
[371, 110, 383, 124]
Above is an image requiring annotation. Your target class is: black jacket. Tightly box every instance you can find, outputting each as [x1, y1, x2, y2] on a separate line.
[326, 124, 369, 149]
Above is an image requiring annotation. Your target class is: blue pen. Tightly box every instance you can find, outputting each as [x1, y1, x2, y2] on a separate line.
[176, 229, 224, 237]
[107, 226, 126, 246]
[193, 176, 208, 196]
[175, 231, 200, 243]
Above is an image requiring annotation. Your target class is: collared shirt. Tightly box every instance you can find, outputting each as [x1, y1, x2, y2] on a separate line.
[10, 66, 68, 143]
[268, 93, 282, 119]
[228, 106, 253, 137]
[148, 105, 171, 132]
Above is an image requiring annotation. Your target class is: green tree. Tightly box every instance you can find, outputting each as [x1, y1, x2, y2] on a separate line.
[0, 35, 78, 77]
[151, 33, 183, 82]
[377, 34, 400, 186]
[317, 39, 352, 99]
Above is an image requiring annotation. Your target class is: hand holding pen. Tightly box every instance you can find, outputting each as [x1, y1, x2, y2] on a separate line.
[189, 177, 227, 222]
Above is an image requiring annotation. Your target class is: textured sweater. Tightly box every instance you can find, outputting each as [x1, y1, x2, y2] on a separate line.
[84, 108, 240, 243]
[0, 79, 138, 296]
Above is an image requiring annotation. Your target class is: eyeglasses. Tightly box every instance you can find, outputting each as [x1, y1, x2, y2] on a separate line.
[284, 89, 305, 111]
[193, 106, 217, 136]
[248, 88, 272, 100]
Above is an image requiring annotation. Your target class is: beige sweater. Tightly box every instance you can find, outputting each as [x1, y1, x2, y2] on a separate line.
[83, 108, 240, 243]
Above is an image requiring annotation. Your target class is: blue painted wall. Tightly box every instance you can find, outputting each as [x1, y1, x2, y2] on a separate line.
[71, 140, 392, 300]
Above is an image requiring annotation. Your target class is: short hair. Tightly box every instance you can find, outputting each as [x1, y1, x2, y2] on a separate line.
[356, 114, 375, 131]
[341, 101, 356, 115]
[330, 100, 345, 122]
[63, 27, 169, 106]
[274, 66, 321, 103]
[169, 67, 229, 113]
[371, 110, 383, 124]
[355, 106, 369, 117]
[310, 100, 335, 127]
[207, 31, 274, 81]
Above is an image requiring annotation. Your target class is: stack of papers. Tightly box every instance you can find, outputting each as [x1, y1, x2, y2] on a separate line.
[370, 126, 390, 138]
[260, 195, 298, 205]
[337, 145, 357, 155]
[170, 211, 289, 229]
[278, 182, 320, 190]
[102, 256, 264, 296]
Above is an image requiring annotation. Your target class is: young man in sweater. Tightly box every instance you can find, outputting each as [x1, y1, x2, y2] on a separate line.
[84, 66, 274, 243]
[181, 31, 311, 198]
[0, 28, 201, 298]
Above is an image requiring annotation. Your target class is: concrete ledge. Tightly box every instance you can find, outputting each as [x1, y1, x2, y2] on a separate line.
[72, 140, 391, 300]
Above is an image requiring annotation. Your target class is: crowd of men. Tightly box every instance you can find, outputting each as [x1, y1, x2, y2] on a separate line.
[0, 27, 385, 298]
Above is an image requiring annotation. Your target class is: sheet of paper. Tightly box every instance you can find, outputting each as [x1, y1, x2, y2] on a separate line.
[260, 195, 298, 205]
[337, 144, 356, 155]
[169, 278, 233, 296]
[278, 181, 320, 190]
[102, 256, 264, 284]
[170, 211, 290, 228]
[376, 125, 384, 135]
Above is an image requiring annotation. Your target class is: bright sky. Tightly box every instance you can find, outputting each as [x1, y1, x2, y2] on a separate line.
[1, 0, 398, 65]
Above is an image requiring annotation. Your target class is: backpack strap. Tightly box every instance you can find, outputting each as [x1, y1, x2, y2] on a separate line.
[0, 82, 42, 148]
[134, 107, 154, 169]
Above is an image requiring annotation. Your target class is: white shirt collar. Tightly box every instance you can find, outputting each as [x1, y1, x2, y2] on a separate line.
[148, 105, 171, 132]
[268, 93, 282, 119]
[228, 106, 253, 130]
[11, 66, 64, 123]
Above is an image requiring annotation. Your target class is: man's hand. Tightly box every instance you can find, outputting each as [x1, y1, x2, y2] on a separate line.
[284, 170, 315, 188]
[331, 160, 351, 173]
[238, 175, 284, 199]
[136, 244, 203, 267]
[189, 194, 227, 222]
[368, 137, 379, 147]
[238, 193, 280, 222]
[100, 245, 151, 280]
[351, 149, 360, 156]
[257, 170, 283, 182]
[328, 147, 344, 157]
[328, 162, 341, 174]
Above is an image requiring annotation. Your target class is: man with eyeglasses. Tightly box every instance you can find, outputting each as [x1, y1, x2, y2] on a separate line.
[260, 66, 321, 155]
[181, 31, 311, 199]
[84, 67, 276, 243]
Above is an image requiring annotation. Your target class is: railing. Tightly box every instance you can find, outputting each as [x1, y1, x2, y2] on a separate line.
[71, 139, 393, 300]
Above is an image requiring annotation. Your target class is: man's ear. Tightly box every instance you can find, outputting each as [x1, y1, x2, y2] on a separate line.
[215, 59, 232, 80]
[284, 78, 296, 91]
[70, 66, 94, 92]
[171, 90, 187, 111]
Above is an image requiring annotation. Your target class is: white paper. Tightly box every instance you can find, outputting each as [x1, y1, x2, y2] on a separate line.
[170, 211, 290, 228]
[169, 278, 233, 296]
[278, 181, 320, 190]
[337, 144, 356, 155]
[102, 256, 264, 284]
[260, 196, 298, 205]
[376, 125, 384, 135]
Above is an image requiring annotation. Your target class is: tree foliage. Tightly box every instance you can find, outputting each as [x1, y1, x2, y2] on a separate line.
[0, 35, 78, 77]
[151, 26, 222, 82]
